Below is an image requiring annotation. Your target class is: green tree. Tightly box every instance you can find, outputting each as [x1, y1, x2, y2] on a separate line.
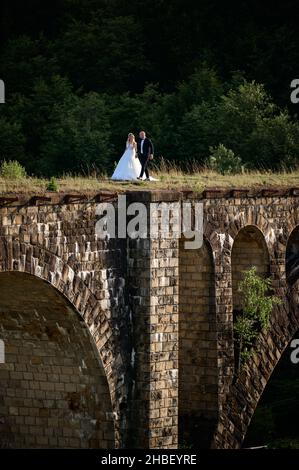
[178, 80, 299, 168]
[251, 111, 299, 169]
[0, 117, 25, 163]
[3, 75, 75, 174]
[40, 92, 113, 176]
[108, 84, 167, 159]
[178, 100, 219, 162]
[207, 144, 243, 174]
[0, 35, 59, 95]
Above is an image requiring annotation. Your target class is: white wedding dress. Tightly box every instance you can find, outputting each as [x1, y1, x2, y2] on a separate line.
[111, 143, 142, 181]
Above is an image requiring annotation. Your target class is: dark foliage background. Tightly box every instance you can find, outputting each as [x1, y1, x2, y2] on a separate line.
[1, 0, 299, 175]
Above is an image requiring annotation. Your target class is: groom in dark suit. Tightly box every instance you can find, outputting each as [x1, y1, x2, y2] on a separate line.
[137, 130, 154, 180]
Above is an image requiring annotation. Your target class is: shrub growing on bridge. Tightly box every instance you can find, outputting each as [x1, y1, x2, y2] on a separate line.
[207, 144, 243, 175]
[0, 160, 27, 179]
[234, 266, 281, 368]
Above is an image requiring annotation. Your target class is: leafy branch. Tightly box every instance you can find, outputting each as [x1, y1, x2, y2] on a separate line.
[234, 266, 281, 369]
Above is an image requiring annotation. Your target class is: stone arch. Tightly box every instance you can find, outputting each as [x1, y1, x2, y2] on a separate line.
[211, 296, 299, 449]
[0, 271, 114, 448]
[286, 225, 299, 287]
[231, 225, 270, 369]
[0, 238, 127, 447]
[212, 225, 299, 449]
[231, 225, 270, 311]
[243, 325, 299, 448]
[178, 236, 218, 448]
[204, 212, 279, 447]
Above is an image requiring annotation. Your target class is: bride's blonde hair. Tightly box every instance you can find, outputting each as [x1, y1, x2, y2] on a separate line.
[127, 132, 137, 148]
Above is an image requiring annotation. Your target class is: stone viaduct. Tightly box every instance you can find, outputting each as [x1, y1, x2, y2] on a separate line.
[0, 188, 298, 449]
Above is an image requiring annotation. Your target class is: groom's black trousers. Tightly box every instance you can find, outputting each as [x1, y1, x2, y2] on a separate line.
[138, 153, 149, 179]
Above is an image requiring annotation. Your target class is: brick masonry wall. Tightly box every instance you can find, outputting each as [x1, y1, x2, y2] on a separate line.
[179, 238, 218, 447]
[0, 198, 130, 447]
[201, 191, 299, 448]
[0, 272, 113, 448]
[231, 226, 269, 311]
[127, 192, 179, 449]
[0, 188, 298, 449]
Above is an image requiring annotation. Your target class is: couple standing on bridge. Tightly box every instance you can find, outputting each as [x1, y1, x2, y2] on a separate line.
[111, 131, 157, 181]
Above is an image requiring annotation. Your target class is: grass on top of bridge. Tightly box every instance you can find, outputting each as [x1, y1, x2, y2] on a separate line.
[0, 168, 299, 195]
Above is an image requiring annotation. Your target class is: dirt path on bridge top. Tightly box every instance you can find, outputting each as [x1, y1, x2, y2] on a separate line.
[0, 170, 298, 196]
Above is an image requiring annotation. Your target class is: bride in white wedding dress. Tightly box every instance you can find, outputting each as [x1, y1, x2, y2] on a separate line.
[111, 133, 141, 181]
